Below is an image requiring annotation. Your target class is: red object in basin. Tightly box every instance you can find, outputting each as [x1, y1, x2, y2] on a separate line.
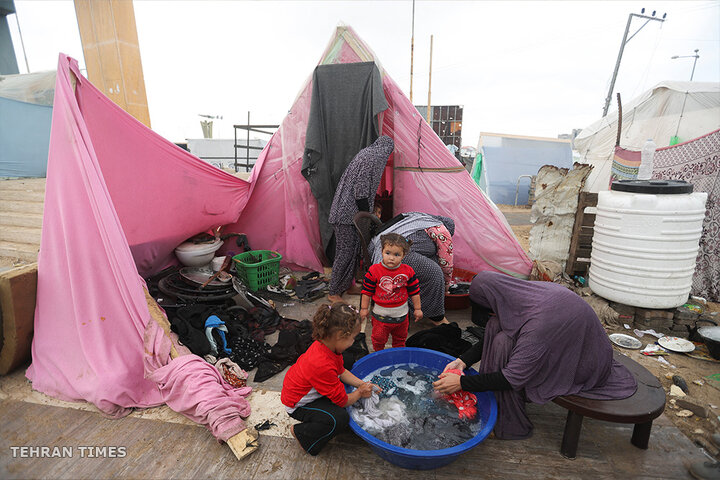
[441, 368, 477, 420]
[444, 267, 476, 310]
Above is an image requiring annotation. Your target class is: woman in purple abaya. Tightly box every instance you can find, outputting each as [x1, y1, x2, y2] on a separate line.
[433, 271, 637, 439]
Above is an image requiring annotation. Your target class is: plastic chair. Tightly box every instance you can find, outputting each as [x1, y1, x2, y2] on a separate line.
[353, 211, 382, 281]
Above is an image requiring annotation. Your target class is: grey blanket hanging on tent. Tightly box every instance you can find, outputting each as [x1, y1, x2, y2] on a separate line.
[301, 61, 388, 262]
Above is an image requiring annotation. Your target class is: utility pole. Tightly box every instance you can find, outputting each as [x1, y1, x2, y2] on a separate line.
[409, 0, 415, 102]
[426, 34, 433, 124]
[602, 10, 666, 117]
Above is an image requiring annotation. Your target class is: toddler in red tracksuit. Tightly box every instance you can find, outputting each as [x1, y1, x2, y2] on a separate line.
[360, 233, 423, 351]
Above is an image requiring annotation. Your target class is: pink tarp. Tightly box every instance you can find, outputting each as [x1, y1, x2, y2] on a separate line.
[26, 55, 252, 440]
[228, 26, 532, 277]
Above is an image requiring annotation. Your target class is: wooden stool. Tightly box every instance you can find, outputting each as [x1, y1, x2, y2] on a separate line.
[552, 351, 666, 459]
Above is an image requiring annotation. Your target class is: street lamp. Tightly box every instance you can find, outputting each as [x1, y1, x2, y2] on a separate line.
[671, 49, 700, 81]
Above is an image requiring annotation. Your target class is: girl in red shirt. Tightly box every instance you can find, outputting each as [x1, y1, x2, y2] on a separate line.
[281, 303, 378, 455]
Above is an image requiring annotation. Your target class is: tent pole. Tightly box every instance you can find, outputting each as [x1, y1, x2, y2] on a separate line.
[409, 0, 415, 102]
[426, 34, 433, 123]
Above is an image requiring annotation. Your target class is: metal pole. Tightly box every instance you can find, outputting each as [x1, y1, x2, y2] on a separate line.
[690, 49, 699, 81]
[246, 111, 250, 172]
[426, 34, 433, 123]
[409, 0, 415, 103]
[14, 11, 31, 72]
[234, 124, 238, 172]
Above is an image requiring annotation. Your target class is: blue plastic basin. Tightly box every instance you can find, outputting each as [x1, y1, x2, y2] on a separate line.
[346, 347, 497, 470]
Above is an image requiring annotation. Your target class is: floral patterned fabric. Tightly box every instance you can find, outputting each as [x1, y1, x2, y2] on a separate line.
[425, 224, 454, 285]
[652, 129, 720, 302]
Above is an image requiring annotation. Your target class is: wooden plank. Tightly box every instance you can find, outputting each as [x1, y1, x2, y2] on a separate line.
[0, 398, 706, 479]
[578, 233, 594, 246]
[581, 214, 597, 227]
[579, 192, 599, 206]
[565, 192, 588, 276]
[576, 247, 592, 259]
[0, 263, 37, 374]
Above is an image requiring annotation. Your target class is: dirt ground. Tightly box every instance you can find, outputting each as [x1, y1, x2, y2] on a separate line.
[498, 204, 532, 252]
[499, 204, 720, 456]
[618, 300, 720, 458]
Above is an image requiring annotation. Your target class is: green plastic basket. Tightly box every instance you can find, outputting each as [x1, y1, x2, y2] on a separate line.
[232, 250, 282, 292]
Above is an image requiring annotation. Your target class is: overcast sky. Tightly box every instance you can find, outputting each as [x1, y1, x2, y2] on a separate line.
[7, 0, 720, 144]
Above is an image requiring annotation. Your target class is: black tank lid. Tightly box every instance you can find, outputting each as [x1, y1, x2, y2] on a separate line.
[610, 179, 694, 194]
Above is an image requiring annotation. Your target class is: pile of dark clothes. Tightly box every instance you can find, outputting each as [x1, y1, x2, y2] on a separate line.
[406, 322, 476, 358]
[168, 303, 313, 383]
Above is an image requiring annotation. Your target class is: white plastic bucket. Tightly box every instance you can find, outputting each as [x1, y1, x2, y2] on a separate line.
[589, 180, 707, 309]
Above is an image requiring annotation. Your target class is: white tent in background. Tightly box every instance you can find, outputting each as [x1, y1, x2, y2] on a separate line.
[575, 81, 720, 192]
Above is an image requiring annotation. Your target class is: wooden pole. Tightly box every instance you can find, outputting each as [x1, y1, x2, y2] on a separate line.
[426, 34, 433, 123]
[409, 0, 415, 102]
[73, 0, 152, 127]
[615, 93, 623, 147]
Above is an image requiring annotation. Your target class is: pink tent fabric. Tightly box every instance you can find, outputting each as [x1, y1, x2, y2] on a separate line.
[26, 55, 252, 441]
[228, 26, 532, 277]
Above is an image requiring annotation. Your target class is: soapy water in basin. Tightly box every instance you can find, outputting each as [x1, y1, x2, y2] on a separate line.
[349, 363, 483, 450]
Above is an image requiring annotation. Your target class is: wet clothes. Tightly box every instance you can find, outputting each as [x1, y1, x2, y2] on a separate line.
[303, 62, 389, 259]
[327, 136, 394, 294]
[464, 271, 638, 440]
[288, 396, 351, 456]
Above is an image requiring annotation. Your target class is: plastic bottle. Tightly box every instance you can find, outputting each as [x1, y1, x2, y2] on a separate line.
[637, 139, 657, 180]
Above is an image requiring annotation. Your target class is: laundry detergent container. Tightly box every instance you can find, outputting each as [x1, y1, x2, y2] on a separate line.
[346, 348, 497, 470]
[589, 180, 707, 309]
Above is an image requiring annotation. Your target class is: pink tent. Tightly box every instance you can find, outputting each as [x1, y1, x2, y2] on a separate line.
[27, 55, 252, 441]
[228, 26, 532, 277]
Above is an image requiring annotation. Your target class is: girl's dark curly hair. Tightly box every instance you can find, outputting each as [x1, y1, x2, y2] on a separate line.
[312, 302, 361, 341]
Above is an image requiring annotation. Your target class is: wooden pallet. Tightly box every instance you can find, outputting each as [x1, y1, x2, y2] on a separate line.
[565, 192, 598, 278]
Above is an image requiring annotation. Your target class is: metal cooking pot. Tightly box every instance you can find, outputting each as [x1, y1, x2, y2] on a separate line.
[690, 318, 717, 342]
[697, 326, 720, 360]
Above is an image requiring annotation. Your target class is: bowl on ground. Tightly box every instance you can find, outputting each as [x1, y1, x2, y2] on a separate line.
[444, 267, 477, 310]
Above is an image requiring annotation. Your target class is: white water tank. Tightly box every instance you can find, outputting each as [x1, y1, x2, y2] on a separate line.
[589, 180, 707, 309]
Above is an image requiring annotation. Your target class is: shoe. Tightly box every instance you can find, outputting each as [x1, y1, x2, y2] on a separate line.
[711, 433, 720, 450]
[689, 461, 720, 480]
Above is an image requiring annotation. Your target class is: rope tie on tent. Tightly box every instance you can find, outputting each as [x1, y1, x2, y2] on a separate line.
[395, 166, 467, 173]
[417, 118, 423, 172]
